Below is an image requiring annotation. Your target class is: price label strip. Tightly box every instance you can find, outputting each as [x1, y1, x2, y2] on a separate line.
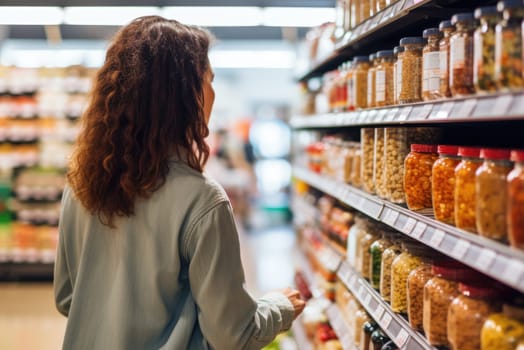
[395, 329, 410, 347]
[429, 229, 445, 247]
[457, 98, 477, 118]
[375, 305, 385, 320]
[364, 293, 372, 306]
[475, 248, 497, 271]
[381, 312, 393, 328]
[384, 209, 399, 226]
[450, 239, 471, 260]
[508, 93, 524, 116]
[433, 101, 454, 119]
[411, 221, 427, 239]
[401, 217, 417, 234]
[491, 94, 513, 116]
[472, 98, 496, 118]
[502, 259, 524, 287]
[397, 106, 412, 121]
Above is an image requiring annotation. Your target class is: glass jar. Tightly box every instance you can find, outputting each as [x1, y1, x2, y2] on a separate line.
[351, 0, 361, 28]
[439, 20, 455, 98]
[432, 145, 461, 224]
[371, 329, 390, 350]
[369, 229, 396, 290]
[361, 320, 378, 350]
[481, 302, 524, 350]
[369, 0, 376, 21]
[354, 308, 371, 346]
[381, 340, 398, 350]
[358, 226, 380, 280]
[345, 62, 355, 111]
[450, 13, 476, 96]
[393, 46, 405, 104]
[361, 128, 375, 194]
[508, 150, 524, 250]
[353, 56, 370, 109]
[423, 261, 475, 347]
[380, 240, 402, 302]
[347, 215, 368, 267]
[375, 50, 395, 107]
[474, 6, 499, 93]
[367, 53, 378, 108]
[399, 37, 425, 103]
[495, 0, 524, 91]
[422, 28, 441, 101]
[404, 144, 439, 211]
[407, 264, 433, 331]
[360, 0, 371, 23]
[352, 146, 363, 187]
[476, 148, 512, 242]
[374, 128, 387, 198]
[342, 141, 354, 183]
[376, 0, 387, 14]
[448, 282, 503, 350]
[455, 146, 483, 233]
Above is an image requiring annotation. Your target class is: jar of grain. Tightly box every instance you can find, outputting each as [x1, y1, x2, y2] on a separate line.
[450, 13, 476, 96]
[508, 150, 524, 250]
[393, 46, 405, 104]
[404, 144, 439, 211]
[358, 226, 380, 280]
[374, 128, 387, 198]
[361, 320, 378, 350]
[342, 141, 354, 183]
[495, 0, 524, 91]
[361, 128, 375, 193]
[422, 28, 441, 101]
[439, 20, 455, 98]
[432, 145, 461, 224]
[399, 37, 425, 103]
[455, 146, 483, 233]
[354, 308, 371, 346]
[367, 53, 378, 108]
[375, 50, 395, 107]
[423, 261, 476, 347]
[474, 6, 500, 93]
[476, 148, 512, 242]
[353, 56, 370, 109]
[380, 239, 402, 302]
[481, 302, 524, 350]
[369, 229, 399, 290]
[448, 282, 504, 350]
[407, 264, 434, 331]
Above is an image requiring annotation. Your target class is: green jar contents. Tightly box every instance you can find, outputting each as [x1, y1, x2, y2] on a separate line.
[475, 148, 512, 242]
[380, 240, 402, 302]
[370, 329, 390, 350]
[495, 0, 524, 90]
[361, 320, 379, 350]
[367, 53, 378, 109]
[359, 226, 380, 281]
[474, 6, 500, 93]
[422, 28, 441, 101]
[369, 229, 397, 290]
[450, 13, 476, 96]
[439, 20, 454, 98]
[481, 301, 524, 350]
[399, 37, 425, 104]
[407, 264, 434, 331]
[455, 147, 483, 233]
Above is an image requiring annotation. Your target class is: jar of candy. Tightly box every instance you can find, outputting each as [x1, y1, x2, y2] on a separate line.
[455, 147, 483, 233]
[399, 37, 425, 103]
[432, 145, 461, 224]
[508, 150, 524, 250]
[439, 20, 455, 98]
[474, 6, 499, 93]
[481, 301, 524, 350]
[404, 144, 439, 211]
[450, 13, 476, 96]
[422, 27, 441, 101]
[353, 56, 370, 109]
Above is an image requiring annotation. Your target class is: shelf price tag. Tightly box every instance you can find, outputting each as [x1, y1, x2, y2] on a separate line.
[492, 94, 513, 116]
[401, 217, 417, 234]
[395, 329, 410, 347]
[411, 222, 427, 239]
[358, 284, 366, 297]
[370, 12, 383, 30]
[409, 104, 432, 120]
[457, 98, 477, 118]
[429, 229, 445, 247]
[383, 209, 399, 226]
[385, 108, 399, 121]
[508, 93, 524, 116]
[364, 293, 372, 306]
[397, 106, 412, 121]
[375, 305, 385, 320]
[381, 6, 393, 23]
[381, 312, 393, 328]
[432, 101, 454, 119]
[502, 259, 524, 286]
[349, 274, 358, 288]
[475, 248, 497, 271]
[450, 239, 471, 260]
[472, 98, 496, 118]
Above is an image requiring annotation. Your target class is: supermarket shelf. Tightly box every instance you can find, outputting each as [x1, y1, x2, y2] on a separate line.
[290, 91, 524, 129]
[291, 318, 314, 350]
[293, 166, 524, 293]
[337, 261, 437, 350]
[326, 304, 359, 350]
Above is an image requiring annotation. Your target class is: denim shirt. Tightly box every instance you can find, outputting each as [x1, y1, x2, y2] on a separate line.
[54, 160, 294, 350]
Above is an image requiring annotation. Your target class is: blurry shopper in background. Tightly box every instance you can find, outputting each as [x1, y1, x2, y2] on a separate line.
[54, 16, 304, 350]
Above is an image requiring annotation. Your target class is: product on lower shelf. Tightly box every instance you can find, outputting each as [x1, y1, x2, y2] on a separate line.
[407, 264, 434, 331]
[481, 301, 524, 350]
[455, 146, 483, 233]
[508, 150, 524, 250]
[380, 239, 402, 303]
[432, 145, 461, 224]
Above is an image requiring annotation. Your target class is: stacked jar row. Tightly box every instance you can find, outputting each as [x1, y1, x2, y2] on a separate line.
[326, 1, 524, 112]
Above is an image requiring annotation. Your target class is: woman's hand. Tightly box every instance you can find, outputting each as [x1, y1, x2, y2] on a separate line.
[281, 287, 306, 319]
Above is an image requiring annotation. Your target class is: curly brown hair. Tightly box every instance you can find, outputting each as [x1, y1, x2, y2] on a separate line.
[67, 16, 212, 228]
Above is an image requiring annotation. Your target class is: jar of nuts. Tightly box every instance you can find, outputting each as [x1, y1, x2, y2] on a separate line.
[455, 146, 483, 233]
[481, 301, 524, 350]
[450, 13, 476, 96]
[423, 260, 475, 347]
[448, 282, 504, 350]
[422, 28, 441, 101]
[399, 37, 425, 103]
[367, 53, 378, 108]
[404, 144, 439, 211]
[374, 128, 387, 198]
[375, 50, 395, 107]
[432, 145, 461, 225]
[476, 148, 512, 242]
[385, 127, 409, 203]
[393, 46, 405, 104]
[474, 6, 499, 93]
[352, 145, 363, 187]
[508, 150, 524, 250]
[369, 228, 398, 290]
[353, 55, 370, 109]
[358, 226, 380, 280]
[439, 20, 455, 98]
[380, 239, 402, 302]
[361, 128, 375, 194]
[407, 264, 434, 332]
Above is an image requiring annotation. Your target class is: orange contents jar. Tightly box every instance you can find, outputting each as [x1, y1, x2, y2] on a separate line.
[432, 145, 461, 224]
[508, 149, 524, 250]
[455, 147, 483, 232]
[404, 144, 439, 211]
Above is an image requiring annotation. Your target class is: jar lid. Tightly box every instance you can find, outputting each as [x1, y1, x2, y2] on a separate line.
[458, 146, 482, 157]
[480, 147, 511, 160]
[498, 0, 524, 11]
[511, 149, 524, 162]
[399, 36, 425, 46]
[459, 282, 503, 299]
[438, 145, 459, 155]
[353, 55, 370, 63]
[377, 50, 394, 58]
[411, 143, 438, 153]
[474, 6, 499, 18]
[439, 20, 454, 30]
[422, 28, 440, 38]
[432, 260, 477, 281]
[393, 46, 405, 54]
[451, 12, 475, 24]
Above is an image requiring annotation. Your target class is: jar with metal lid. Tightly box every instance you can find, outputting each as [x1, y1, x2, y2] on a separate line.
[358, 226, 380, 280]
[455, 146, 483, 233]
[476, 148, 512, 242]
[352, 146, 363, 187]
[450, 13, 476, 96]
[481, 301, 524, 350]
[474, 6, 500, 93]
[380, 239, 402, 302]
[347, 215, 368, 267]
[399, 37, 425, 103]
[422, 28, 441, 101]
[367, 53, 378, 108]
[432, 145, 461, 224]
[423, 261, 476, 347]
[508, 150, 524, 250]
[354, 308, 371, 346]
[361, 320, 378, 350]
[404, 144, 439, 211]
[374, 128, 387, 198]
[371, 329, 390, 350]
[369, 228, 398, 290]
[375, 50, 395, 107]
[393, 46, 405, 104]
[361, 128, 375, 194]
[353, 56, 370, 109]
[447, 282, 504, 350]
[439, 20, 455, 98]
[381, 340, 398, 350]
[407, 264, 434, 331]
[495, 0, 524, 90]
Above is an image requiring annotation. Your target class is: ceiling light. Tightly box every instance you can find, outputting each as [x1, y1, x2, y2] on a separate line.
[161, 7, 262, 27]
[0, 7, 63, 25]
[262, 7, 335, 27]
[63, 7, 159, 26]
[209, 49, 295, 69]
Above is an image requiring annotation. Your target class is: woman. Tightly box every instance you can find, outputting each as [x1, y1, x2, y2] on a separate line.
[54, 16, 305, 350]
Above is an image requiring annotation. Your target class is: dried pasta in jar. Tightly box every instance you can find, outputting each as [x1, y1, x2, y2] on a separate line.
[391, 242, 426, 314]
[353, 56, 370, 109]
[399, 37, 424, 103]
[432, 145, 461, 225]
[404, 144, 438, 211]
[374, 128, 387, 198]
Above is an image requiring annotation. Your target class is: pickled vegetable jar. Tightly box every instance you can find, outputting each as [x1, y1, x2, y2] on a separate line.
[407, 264, 433, 331]
[508, 150, 524, 250]
[422, 27, 441, 101]
[476, 148, 512, 242]
[359, 229, 380, 280]
[439, 20, 454, 98]
[448, 282, 503, 350]
[455, 147, 483, 233]
[353, 56, 370, 109]
[495, 0, 524, 90]
[380, 241, 402, 302]
[450, 13, 476, 96]
[393, 46, 405, 104]
[362, 128, 375, 194]
[371, 329, 390, 350]
[361, 320, 378, 350]
[375, 50, 395, 107]
[369, 229, 395, 290]
[399, 37, 425, 103]
[367, 53, 377, 109]
[481, 302, 524, 350]
[374, 128, 387, 198]
[432, 145, 461, 224]
[404, 144, 439, 211]
[474, 6, 499, 93]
